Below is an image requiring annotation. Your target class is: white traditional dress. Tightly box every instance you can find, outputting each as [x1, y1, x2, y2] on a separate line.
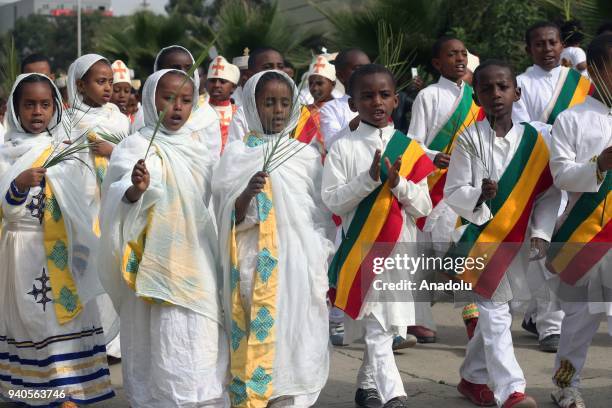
[212, 70, 334, 408]
[67, 53, 130, 358]
[98, 69, 229, 407]
[319, 94, 356, 149]
[0, 74, 113, 406]
[548, 96, 611, 393]
[322, 121, 432, 403]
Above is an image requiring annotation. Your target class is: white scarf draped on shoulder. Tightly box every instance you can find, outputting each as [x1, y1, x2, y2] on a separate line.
[0, 73, 103, 306]
[98, 69, 222, 323]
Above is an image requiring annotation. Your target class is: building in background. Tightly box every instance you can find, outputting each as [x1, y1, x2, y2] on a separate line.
[0, 0, 112, 33]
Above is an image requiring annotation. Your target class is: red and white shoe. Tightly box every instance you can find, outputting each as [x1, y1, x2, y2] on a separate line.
[502, 392, 537, 408]
[457, 378, 496, 406]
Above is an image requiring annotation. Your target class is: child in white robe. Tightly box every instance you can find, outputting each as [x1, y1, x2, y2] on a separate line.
[547, 33, 612, 408]
[323, 64, 434, 408]
[0, 73, 113, 407]
[98, 69, 229, 407]
[212, 70, 334, 408]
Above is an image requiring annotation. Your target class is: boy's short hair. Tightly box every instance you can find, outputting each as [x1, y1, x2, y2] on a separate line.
[586, 33, 612, 68]
[247, 47, 283, 71]
[472, 59, 517, 88]
[561, 19, 585, 45]
[347, 63, 396, 97]
[431, 36, 462, 58]
[157, 46, 191, 68]
[334, 48, 367, 71]
[20, 53, 52, 73]
[596, 21, 612, 36]
[525, 21, 561, 47]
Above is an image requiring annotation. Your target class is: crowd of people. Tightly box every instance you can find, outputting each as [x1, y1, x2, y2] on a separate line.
[0, 17, 611, 408]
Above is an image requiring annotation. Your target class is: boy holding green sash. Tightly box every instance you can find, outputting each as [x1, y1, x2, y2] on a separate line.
[445, 60, 561, 408]
[323, 64, 434, 408]
[408, 36, 483, 343]
[547, 33, 612, 408]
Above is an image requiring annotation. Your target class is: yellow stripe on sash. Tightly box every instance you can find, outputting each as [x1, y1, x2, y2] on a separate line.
[335, 141, 422, 309]
[230, 181, 278, 407]
[568, 75, 592, 109]
[294, 106, 310, 139]
[87, 131, 108, 237]
[462, 136, 550, 283]
[550, 191, 612, 273]
[32, 147, 83, 325]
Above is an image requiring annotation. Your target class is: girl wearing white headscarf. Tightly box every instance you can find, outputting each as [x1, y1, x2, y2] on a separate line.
[67, 53, 129, 360]
[98, 69, 229, 408]
[0, 74, 113, 406]
[212, 70, 335, 407]
[131, 45, 223, 159]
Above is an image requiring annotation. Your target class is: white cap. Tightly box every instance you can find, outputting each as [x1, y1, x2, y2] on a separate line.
[207, 56, 240, 85]
[232, 47, 250, 70]
[307, 55, 336, 82]
[111, 60, 131, 85]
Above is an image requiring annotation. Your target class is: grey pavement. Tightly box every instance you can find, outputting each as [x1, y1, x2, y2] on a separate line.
[2, 303, 610, 407]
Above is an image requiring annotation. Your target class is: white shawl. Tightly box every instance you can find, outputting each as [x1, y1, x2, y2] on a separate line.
[212, 70, 335, 396]
[99, 69, 222, 323]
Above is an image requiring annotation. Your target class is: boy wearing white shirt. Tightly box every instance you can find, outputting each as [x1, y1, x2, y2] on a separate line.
[319, 48, 371, 149]
[408, 36, 484, 343]
[445, 60, 561, 408]
[513, 21, 594, 351]
[323, 64, 434, 408]
[547, 33, 612, 408]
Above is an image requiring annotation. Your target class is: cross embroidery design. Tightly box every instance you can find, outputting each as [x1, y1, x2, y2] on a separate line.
[219, 109, 232, 127]
[26, 188, 46, 225]
[112, 62, 129, 81]
[27, 268, 53, 311]
[314, 56, 326, 73]
[212, 57, 225, 76]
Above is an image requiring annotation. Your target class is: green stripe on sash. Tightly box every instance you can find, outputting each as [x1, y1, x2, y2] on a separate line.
[551, 172, 611, 245]
[428, 85, 474, 152]
[548, 69, 581, 125]
[328, 131, 411, 287]
[453, 124, 539, 257]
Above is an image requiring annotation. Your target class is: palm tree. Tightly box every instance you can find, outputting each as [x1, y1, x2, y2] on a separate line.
[214, 0, 324, 68]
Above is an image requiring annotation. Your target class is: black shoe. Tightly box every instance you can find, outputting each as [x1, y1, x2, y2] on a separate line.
[521, 318, 539, 337]
[383, 396, 409, 408]
[355, 388, 382, 408]
[539, 334, 560, 352]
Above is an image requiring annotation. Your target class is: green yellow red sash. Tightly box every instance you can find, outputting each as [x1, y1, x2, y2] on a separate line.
[446, 124, 553, 299]
[417, 84, 484, 230]
[295, 104, 324, 152]
[543, 67, 595, 125]
[546, 173, 611, 285]
[328, 131, 435, 318]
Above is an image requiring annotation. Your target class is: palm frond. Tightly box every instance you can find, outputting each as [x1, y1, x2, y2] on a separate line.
[0, 36, 20, 97]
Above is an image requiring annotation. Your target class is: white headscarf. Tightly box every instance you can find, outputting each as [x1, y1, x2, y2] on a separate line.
[140, 68, 198, 136]
[66, 53, 109, 106]
[242, 69, 301, 136]
[153, 45, 201, 108]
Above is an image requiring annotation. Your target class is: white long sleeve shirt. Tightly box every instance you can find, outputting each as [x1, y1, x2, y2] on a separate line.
[550, 96, 610, 218]
[322, 122, 432, 331]
[444, 120, 561, 302]
[319, 94, 357, 149]
[407, 76, 466, 238]
[513, 64, 564, 141]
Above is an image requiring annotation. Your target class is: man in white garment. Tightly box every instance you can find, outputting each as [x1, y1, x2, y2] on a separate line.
[547, 33, 612, 408]
[319, 48, 371, 149]
[513, 21, 572, 352]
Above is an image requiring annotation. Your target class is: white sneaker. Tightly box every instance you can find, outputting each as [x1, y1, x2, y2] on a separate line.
[551, 387, 586, 408]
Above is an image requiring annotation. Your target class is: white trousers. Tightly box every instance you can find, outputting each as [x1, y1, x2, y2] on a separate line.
[267, 390, 321, 407]
[460, 298, 525, 406]
[553, 300, 602, 388]
[356, 316, 406, 404]
[523, 261, 564, 340]
[414, 301, 436, 331]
